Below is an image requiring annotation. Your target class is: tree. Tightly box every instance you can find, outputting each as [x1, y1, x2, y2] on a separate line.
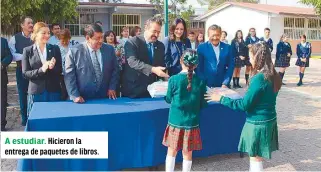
[197, 0, 258, 10]
[300, 0, 321, 16]
[1, 0, 78, 34]
[91, 0, 123, 3]
[149, 0, 195, 27]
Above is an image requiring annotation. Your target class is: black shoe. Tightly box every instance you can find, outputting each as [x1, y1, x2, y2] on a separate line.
[237, 84, 243, 88]
[282, 82, 286, 85]
[233, 85, 238, 89]
[297, 82, 303, 86]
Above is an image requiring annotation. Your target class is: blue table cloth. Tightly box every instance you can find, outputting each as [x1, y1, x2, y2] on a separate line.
[18, 98, 246, 171]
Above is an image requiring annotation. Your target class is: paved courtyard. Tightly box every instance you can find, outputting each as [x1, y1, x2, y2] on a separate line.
[1, 58, 321, 171]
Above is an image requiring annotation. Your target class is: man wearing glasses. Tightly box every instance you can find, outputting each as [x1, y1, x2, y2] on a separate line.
[64, 23, 119, 103]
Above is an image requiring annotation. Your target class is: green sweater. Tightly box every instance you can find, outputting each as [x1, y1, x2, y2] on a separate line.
[165, 73, 207, 129]
[220, 73, 278, 123]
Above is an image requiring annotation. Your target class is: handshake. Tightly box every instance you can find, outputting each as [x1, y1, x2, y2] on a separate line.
[41, 57, 56, 72]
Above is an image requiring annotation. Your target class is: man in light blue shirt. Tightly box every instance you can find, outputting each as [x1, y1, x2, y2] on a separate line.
[48, 23, 60, 45]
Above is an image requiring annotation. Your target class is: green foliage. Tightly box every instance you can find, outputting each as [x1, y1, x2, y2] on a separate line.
[1, 0, 78, 34]
[300, 0, 321, 16]
[149, 0, 195, 27]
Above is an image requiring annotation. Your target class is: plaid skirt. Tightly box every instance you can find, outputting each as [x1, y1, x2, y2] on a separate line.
[243, 58, 252, 66]
[275, 54, 291, 67]
[235, 57, 245, 68]
[295, 58, 310, 67]
[162, 125, 202, 152]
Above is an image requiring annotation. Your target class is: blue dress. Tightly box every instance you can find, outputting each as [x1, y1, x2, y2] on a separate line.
[163, 37, 191, 76]
[275, 42, 292, 67]
[295, 42, 311, 67]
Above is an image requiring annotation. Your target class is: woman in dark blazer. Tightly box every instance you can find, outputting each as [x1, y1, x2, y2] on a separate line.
[22, 22, 62, 115]
[231, 30, 247, 88]
[295, 34, 311, 86]
[275, 34, 292, 85]
[163, 18, 191, 76]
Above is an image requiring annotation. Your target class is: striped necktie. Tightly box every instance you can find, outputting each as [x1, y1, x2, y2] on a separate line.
[92, 50, 102, 90]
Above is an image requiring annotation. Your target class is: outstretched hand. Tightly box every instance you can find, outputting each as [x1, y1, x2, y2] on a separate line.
[204, 93, 222, 103]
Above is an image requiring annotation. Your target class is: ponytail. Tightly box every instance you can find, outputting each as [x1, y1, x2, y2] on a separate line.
[187, 66, 193, 91]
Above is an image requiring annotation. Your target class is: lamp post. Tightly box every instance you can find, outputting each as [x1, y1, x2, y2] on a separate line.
[164, 0, 169, 37]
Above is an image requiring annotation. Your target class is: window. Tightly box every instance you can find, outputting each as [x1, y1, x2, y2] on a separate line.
[190, 22, 204, 29]
[64, 14, 94, 36]
[284, 17, 321, 40]
[112, 14, 141, 36]
[199, 22, 205, 29]
[284, 17, 305, 39]
[307, 19, 321, 40]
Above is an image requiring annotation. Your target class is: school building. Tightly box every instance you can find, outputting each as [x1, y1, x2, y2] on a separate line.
[193, 1, 321, 54]
[65, 2, 157, 42]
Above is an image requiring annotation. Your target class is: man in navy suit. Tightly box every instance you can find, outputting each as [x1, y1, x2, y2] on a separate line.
[196, 24, 235, 88]
[64, 24, 119, 103]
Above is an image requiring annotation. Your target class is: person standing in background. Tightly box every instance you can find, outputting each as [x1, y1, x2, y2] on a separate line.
[130, 26, 142, 37]
[48, 23, 61, 45]
[188, 31, 196, 49]
[221, 31, 228, 44]
[118, 27, 130, 47]
[244, 28, 260, 86]
[1, 37, 13, 131]
[275, 34, 292, 85]
[104, 30, 126, 97]
[195, 32, 205, 49]
[260, 28, 273, 52]
[57, 28, 75, 100]
[9, 16, 33, 126]
[231, 30, 247, 89]
[295, 34, 311, 86]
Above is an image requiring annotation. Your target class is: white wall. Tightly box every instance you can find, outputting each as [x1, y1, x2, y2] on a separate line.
[204, 6, 269, 43]
[258, 0, 311, 8]
[270, 15, 284, 52]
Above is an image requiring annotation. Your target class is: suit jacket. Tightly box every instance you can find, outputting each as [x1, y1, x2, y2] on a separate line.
[121, 35, 165, 98]
[64, 42, 119, 100]
[163, 37, 191, 76]
[1, 37, 13, 85]
[22, 44, 62, 94]
[196, 41, 235, 87]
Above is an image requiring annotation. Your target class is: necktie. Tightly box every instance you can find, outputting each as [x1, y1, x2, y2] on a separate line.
[147, 43, 153, 64]
[92, 50, 102, 90]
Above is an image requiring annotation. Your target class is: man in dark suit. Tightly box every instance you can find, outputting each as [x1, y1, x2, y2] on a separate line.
[64, 24, 119, 103]
[121, 17, 169, 98]
[1, 37, 13, 131]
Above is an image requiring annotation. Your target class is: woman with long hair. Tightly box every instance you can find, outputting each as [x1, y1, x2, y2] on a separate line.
[275, 34, 292, 85]
[195, 32, 205, 49]
[163, 18, 191, 76]
[295, 34, 311, 86]
[231, 30, 247, 88]
[206, 42, 281, 172]
[118, 26, 130, 46]
[244, 28, 260, 86]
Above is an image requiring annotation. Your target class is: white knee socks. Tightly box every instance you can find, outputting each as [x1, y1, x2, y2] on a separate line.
[182, 159, 192, 172]
[166, 156, 176, 172]
[250, 160, 263, 172]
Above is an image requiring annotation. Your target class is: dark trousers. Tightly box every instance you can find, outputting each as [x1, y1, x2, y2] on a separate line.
[16, 67, 28, 124]
[1, 81, 8, 129]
